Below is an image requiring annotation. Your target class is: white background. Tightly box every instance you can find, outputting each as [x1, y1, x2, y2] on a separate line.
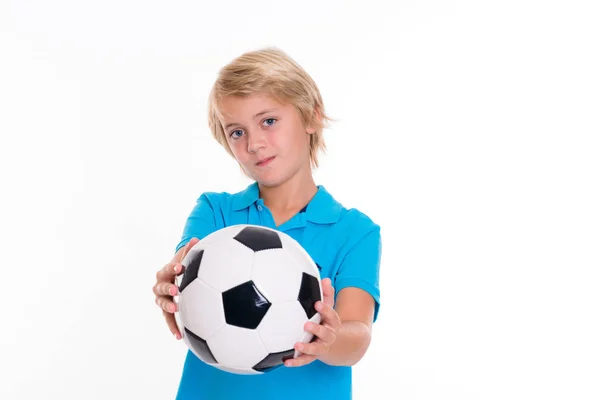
[1, 0, 599, 399]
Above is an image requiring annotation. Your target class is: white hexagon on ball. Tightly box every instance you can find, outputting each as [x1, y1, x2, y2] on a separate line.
[207, 324, 268, 369]
[251, 248, 302, 303]
[198, 239, 254, 292]
[196, 225, 248, 248]
[257, 301, 309, 353]
[177, 279, 225, 341]
[279, 233, 321, 279]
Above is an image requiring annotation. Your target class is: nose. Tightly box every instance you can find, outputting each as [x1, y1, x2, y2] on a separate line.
[247, 129, 267, 154]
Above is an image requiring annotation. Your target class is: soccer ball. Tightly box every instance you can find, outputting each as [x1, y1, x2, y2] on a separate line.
[174, 224, 323, 375]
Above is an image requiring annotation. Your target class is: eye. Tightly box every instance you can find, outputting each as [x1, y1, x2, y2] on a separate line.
[230, 129, 244, 139]
[263, 118, 276, 127]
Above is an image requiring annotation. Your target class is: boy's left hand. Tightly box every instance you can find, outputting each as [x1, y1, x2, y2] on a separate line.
[286, 278, 341, 367]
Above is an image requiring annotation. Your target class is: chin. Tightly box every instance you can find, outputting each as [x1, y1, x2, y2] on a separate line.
[252, 170, 289, 188]
[255, 176, 284, 188]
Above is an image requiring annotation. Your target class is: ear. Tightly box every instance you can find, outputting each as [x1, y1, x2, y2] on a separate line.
[306, 107, 321, 135]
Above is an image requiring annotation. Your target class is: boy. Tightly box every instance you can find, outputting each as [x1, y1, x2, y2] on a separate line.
[152, 47, 382, 399]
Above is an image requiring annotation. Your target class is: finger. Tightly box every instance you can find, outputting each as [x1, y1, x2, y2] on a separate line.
[156, 261, 178, 283]
[321, 278, 335, 307]
[315, 300, 341, 329]
[178, 237, 200, 262]
[321, 277, 333, 293]
[304, 321, 336, 344]
[285, 353, 316, 367]
[155, 295, 177, 313]
[153, 281, 178, 297]
[163, 309, 182, 340]
[157, 238, 200, 284]
[293, 339, 328, 357]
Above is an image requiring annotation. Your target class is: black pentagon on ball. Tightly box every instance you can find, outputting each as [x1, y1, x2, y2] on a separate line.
[234, 226, 282, 252]
[298, 272, 322, 319]
[222, 280, 271, 329]
[253, 349, 295, 372]
[184, 327, 217, 364]
[179, 249, 204, 292]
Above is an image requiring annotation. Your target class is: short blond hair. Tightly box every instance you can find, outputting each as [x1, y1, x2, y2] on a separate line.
[207, 47, 331, 169]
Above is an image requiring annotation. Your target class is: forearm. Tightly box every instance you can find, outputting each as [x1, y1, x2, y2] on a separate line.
[318, 320, 371, 367]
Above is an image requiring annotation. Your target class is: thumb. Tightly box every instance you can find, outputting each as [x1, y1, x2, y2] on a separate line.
[179, 237, 200, 262]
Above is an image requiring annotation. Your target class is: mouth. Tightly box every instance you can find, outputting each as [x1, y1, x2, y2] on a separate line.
[256, 156, 275, 167]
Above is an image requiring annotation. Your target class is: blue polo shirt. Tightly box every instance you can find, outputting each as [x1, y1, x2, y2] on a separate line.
[173, 182, 381, 400]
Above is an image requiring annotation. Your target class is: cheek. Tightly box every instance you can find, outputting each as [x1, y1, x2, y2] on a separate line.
[276, 129, 308, 152]
[228, 140, 247, 159]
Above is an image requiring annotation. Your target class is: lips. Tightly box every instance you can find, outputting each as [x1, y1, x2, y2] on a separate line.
[256, 156, 275, 166]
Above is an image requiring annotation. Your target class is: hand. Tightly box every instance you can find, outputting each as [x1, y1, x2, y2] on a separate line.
[152, 237, 199, 340]
[286, 278, 341, 367]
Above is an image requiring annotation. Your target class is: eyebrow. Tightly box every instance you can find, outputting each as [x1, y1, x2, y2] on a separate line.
[223, 109, 278, 131]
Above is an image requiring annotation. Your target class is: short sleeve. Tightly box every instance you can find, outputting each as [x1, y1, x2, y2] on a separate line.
[334, 225, 382, 322]
[174, 193, 218, 254]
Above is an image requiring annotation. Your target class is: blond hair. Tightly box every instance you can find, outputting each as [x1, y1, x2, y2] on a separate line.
[207, 47, 332, 169]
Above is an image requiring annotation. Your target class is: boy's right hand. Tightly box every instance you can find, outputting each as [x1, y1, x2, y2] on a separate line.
[153, 238, 200, 340]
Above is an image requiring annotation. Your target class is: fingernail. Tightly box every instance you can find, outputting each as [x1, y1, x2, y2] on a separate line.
[174, 332, 181, 340]
[169, 285, 177, 296]
[173, 264, 179, 273]
[315, 302, 323, 311]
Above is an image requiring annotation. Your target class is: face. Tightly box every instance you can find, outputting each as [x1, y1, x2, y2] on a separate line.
[218, 92, 316, 187]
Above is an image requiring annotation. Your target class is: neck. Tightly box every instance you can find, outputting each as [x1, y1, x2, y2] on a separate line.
[258, 169, 317, 213]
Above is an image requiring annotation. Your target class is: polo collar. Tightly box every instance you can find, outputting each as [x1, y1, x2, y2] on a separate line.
[231, 182, 260, 211]
[231, 182, 342, 224]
